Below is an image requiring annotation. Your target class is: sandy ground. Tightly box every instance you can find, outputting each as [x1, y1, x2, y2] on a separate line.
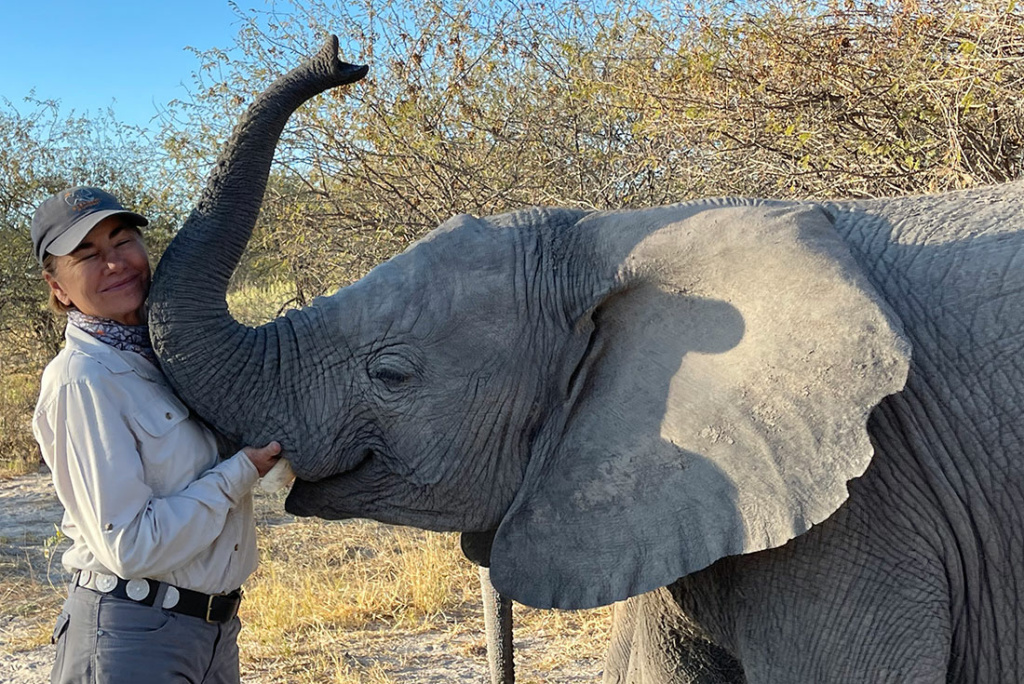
[0, 471, 67, 684]
[0, 471, 604, 683]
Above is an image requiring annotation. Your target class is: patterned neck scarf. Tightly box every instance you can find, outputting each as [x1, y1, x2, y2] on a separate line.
[67, 309, 158, 366]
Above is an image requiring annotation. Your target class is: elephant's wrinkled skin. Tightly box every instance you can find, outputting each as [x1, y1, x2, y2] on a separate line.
[149, 38, 1024, 682]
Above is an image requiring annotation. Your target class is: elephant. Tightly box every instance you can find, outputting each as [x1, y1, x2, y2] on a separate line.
[148, 37, 1024, 683]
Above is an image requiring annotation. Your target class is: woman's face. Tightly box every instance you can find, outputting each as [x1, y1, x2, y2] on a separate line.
[44, 216, 151, 325]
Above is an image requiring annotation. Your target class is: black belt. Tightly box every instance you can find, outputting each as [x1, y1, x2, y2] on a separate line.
[73, 571, 242, 624]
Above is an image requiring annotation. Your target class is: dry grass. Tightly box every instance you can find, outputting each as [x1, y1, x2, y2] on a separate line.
[238, 517, 476, 681]
[0, 371, 42, 479]
[238, 502, 612, 682]
[0, 521, 72, 657]
[0, 579, 64, 652]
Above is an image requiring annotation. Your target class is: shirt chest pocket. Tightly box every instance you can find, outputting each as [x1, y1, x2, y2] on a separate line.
[128, 390, 205, 494]
[131, 392, 188, 439]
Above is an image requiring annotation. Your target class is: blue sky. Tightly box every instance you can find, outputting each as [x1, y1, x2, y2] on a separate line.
[1, 0, 251, 130]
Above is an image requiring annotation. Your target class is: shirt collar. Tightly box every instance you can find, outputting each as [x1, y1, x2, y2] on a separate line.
[64, 323, 166, 384]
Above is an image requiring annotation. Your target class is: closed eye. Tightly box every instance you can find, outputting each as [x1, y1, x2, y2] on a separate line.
[368, 352, 418, 388]
[372, 367, 410, 384]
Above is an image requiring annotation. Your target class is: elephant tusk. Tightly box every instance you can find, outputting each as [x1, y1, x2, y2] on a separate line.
[259, 458, 296, 493]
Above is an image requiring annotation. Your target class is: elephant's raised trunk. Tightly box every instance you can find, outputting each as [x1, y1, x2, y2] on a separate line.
[148, 37, 366, 447]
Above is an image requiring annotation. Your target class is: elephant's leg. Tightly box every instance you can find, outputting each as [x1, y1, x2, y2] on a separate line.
[604, 591, 745, 684]
[604, 599, 640, 683]
[478, 566, 514, 684]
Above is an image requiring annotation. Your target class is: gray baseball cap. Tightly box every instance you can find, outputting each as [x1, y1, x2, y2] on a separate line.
[31, 187, 148, 265]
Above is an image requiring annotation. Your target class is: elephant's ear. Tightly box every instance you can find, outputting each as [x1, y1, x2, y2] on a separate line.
[490, 202, 911, 610]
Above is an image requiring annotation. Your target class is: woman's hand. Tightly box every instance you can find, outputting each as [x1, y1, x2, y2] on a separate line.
[243, 441, 282, 477]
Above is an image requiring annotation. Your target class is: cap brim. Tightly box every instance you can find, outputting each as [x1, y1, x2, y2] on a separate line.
[44, 210, 149, 257]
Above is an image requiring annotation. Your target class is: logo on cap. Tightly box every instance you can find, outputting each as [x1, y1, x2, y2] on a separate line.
[63, 188, 101, 213]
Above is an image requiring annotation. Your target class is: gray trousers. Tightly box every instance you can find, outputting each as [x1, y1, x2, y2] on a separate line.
[51, 584, 241, 684]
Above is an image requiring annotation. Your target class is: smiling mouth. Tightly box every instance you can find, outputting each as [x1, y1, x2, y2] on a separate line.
[102, 274, 140, 292]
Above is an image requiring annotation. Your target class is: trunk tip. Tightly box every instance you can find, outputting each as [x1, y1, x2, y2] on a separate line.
[318, 34, 369, 86]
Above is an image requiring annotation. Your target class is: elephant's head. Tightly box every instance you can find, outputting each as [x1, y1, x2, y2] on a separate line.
[149, 38, 911, 610]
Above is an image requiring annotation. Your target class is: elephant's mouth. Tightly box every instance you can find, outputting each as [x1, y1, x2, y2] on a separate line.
[300, 447, 374, 483]
[284, 448, 375, 517]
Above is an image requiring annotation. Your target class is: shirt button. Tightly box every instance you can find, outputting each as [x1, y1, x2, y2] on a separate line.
[165, 412, 173, 420]
[234, 544, 239, 551]
[104, 523, 113, 531]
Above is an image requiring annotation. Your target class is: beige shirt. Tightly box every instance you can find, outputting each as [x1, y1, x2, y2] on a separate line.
[33, 324, 259, 595]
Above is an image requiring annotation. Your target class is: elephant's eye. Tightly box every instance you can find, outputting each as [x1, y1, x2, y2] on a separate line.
[373, 367, 410, 384]
[368, 354, 416, 388]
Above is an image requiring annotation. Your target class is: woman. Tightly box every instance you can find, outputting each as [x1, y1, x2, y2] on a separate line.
[31, 186, 282, 684]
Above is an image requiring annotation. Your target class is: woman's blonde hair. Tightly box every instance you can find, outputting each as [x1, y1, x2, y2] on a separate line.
[41, 253, 74, 315]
